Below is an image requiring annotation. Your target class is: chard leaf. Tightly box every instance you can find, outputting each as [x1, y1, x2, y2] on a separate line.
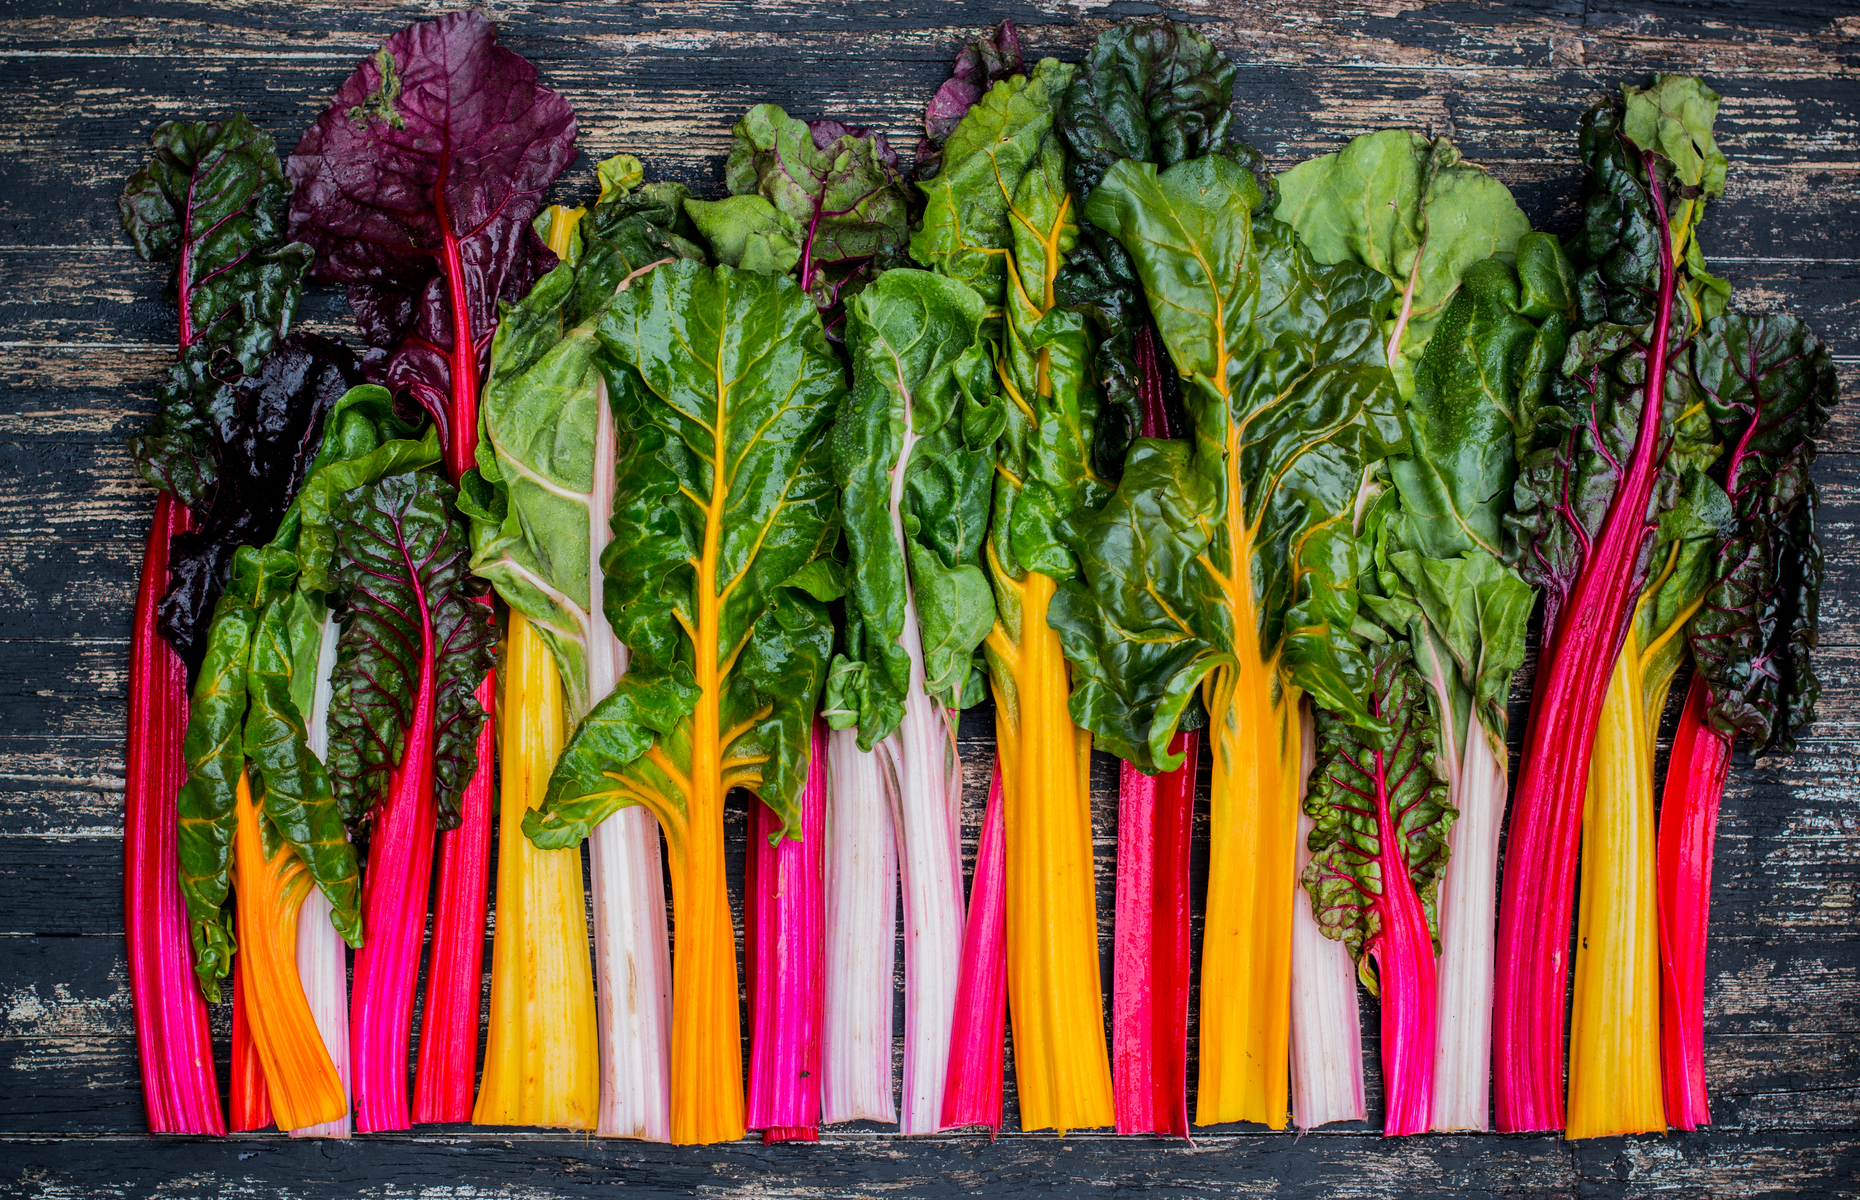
[286, 11, 576, 450]
[469, 168, 707, 718]
[1687, 312, 1838, 751]
[157, 334, 362, 678]
[530, 262, 840, 846]
[244, 589, 363, 947]
[120, 113, 314, 507]
[690, 105, 910, 311]
[826, 268, 993, 747]
[1055, 155, 1399, 771]
[911, 60, 1074, 310]
[325, 471, 496, 828]
[287, 385, 442, 595]
[175, 543, 295, 1000]
[1056, 19, 1244, 477]
[1274, 130, 1531, 375]
[915, 19, 1023, 176]
[1302, 641, 1456, 975]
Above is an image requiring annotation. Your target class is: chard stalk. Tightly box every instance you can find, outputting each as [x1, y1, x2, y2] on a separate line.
[821, 727, 898, 1126]
[292, 615, 352, 1138]
[1566, 632, 1667, 1139]
[940, 758, 1007, 1134]
[230, 769, 347, 1132]
[746, 721, 828, 1142]
[124, 495, 224, 1135]
[1290, 705, 1365, 1132]
[474, 612, 599, 1130]
[350, 597, 439, 1133]
[1657, 672, 1732, 1131]
[582, 369, 674, 1142]
[881, 406, 966, 1136]
[231, 967, 272, 1131]
[1429, 711, 1506, 1132]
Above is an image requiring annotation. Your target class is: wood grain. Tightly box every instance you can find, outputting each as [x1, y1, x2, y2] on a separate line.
[1, 0, 1856, 1195]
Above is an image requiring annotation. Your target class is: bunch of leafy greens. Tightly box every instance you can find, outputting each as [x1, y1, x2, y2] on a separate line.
[525, 259, 842, 1145]
[1058, 151, 1401, 1130]
[911, 52, 1121, 1135]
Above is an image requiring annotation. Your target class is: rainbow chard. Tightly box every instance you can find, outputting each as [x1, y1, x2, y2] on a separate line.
[1493, 76, 1728, 1133]
[1057, 153, 1398, 1130]
[119, 115, 313, 1134]
[1274, 141, 1552, 1131]
[526, 260, 841, 1146]
[288, 16, 576, 1120]
[1303, 642, 1456, 1137]
[325, 471, 495, 1133]
[912, 54, 1119, 1135]
[825, 267, 994, 1133]
[1285, 224, 1569, 1129]
[1661, 311, 1836, 1129]
[467, 165, 702, 1138]
[1051, 20, 1235, 1137]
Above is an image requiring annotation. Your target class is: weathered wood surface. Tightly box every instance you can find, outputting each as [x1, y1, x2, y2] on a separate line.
[2, 0, 1857, 1195]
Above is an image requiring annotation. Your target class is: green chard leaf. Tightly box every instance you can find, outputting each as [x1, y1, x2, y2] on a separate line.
[469, 173, 705, 721]
[120, 114, 315, 506]
[1375, 251, 1567, 747]
[1054, 154, 1400, 771]
[1302, 640, 1456, 974]
[529, 261, 840, 847]
[1274, 130, 1532, 389]
[175, 547, 274, 999]
[1687, 312, 1839, 752]
[1055, 21, 1246, 476]
[243, 587, 363, 947]
[826, 268, 994, 746]
[325, 471, 496, 829]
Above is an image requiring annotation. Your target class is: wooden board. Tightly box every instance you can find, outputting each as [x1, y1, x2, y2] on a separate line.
[2, 1, 1857, 1195]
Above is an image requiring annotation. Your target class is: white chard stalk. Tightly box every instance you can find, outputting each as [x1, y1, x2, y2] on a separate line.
[1431, 717, 1506, 1131]
[292, 615, 351, 1139]
[583, 376, 674, 1141]
[881, 419, 966, 1135]
[821, 725, 898, 1124]
[1289, 702, 1365, 1129]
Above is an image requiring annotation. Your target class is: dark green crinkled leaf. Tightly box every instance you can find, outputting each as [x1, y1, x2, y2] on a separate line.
[1055, 20, 1245, 478]
[1302, 640, 1456, 977]
[325, 471, 496, 829]
[120, 114, 314, 506]
[174, 543, 293, 1001]
[825, 268, 993, 747]
[286, 385, 442, 595]
[528, 262, 841, 847]
[1053, 155, 1399, 771]
[1687, 312, 1838, 752]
